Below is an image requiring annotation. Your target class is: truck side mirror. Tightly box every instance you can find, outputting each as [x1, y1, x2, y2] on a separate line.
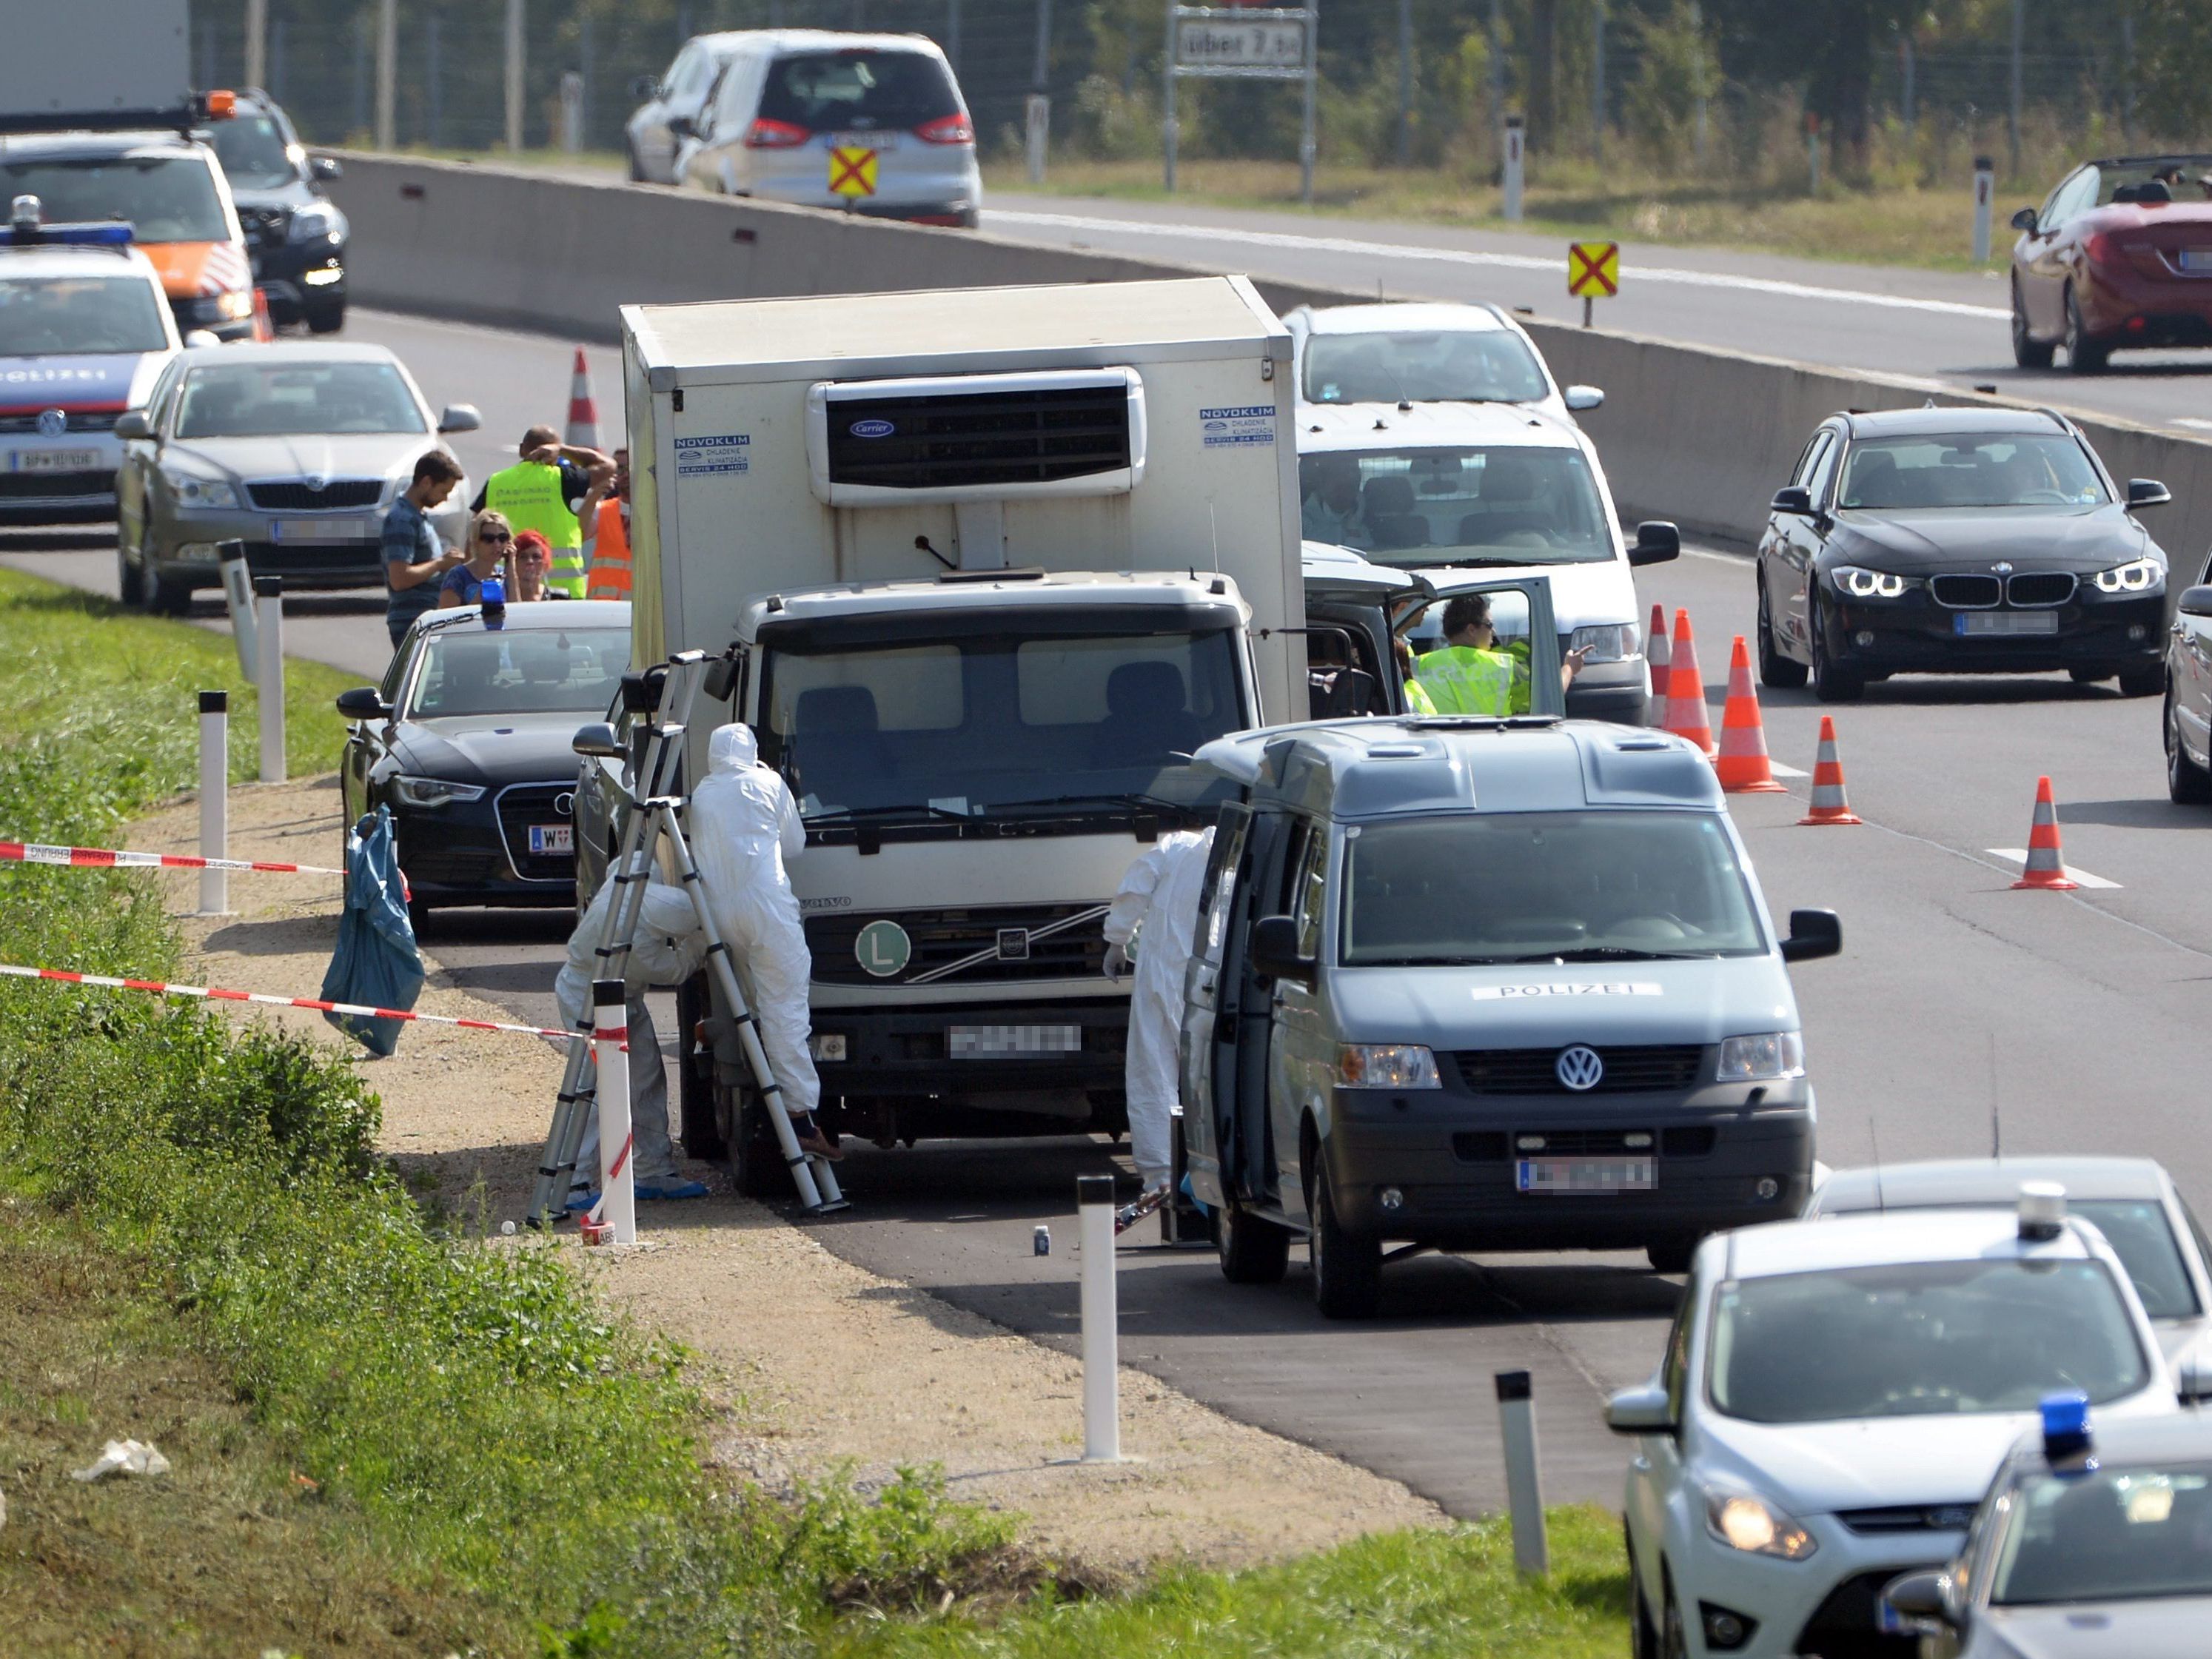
[1780, 908, 1842, 963]
[572, 721, 626, 760]
[1248, 914, 1314, 987]
[1629, 520, 1680, 566]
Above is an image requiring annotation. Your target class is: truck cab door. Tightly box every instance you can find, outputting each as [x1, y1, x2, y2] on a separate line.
[1397, 574, 1564, 716]
[1179, 800, 1252, 1209]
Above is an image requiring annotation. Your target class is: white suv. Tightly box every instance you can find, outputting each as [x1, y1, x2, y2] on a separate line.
[1611, 1196, 2203, 1659]
[1282, 301, 1603, 425]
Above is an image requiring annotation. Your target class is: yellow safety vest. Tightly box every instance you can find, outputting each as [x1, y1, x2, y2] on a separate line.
[1413, 645, 1528, 716]
[1404, 675, 1438, 716]
[483, 460, 585, 598]
[586, 498, 631, 600]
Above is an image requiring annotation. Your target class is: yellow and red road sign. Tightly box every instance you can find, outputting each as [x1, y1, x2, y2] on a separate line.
[1567, 240, 1620, 299]
[828, 146, 879, 198]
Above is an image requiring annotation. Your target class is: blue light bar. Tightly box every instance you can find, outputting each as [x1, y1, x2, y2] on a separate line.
[2040, 1391, 2092, 1462]
[1, 222, 135, 247]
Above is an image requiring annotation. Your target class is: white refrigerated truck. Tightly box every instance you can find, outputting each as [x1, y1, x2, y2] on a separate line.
[610, 275, 1305, 1185]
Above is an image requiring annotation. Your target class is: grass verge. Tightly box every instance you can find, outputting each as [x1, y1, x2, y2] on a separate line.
[0, 566, 1630, 1655]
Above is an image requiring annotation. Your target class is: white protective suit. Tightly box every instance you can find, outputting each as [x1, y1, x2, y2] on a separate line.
[557, 876, 706, 1190]
[1102, 826, 1214, 1190]
[686, 723, 820, 1123]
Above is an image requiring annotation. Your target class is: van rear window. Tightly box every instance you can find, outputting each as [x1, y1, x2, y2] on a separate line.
[757, 50, 961, 131]
[1341, 810, 1766, 965]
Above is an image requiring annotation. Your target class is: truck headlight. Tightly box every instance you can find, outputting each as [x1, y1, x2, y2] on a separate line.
[392, 775, 486, 808]
[161, 469, 238, 509]
[1832, 565, 1908, 600]
[1569, 622, 1640, 663]
[1704, 1489, 1818, 1560]
[2091, 556, 2162, 594]
[1717, 1031, 1804, 1082]
[1336, 1044, 1442, 1089]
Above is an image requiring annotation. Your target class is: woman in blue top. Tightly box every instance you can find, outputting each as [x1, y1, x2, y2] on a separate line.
[438, 510, 512, 609]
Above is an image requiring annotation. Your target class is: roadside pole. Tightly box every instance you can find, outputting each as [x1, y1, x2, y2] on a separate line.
[1973, 155, 1994, 264]
[244, 0, 268, 90]
[1501, 113, 1524, 222]
[375, 0, 397, 151]
[197, 691, 229, 917]
[592, 979, 637, 1244]
[1076, 1173, 1121, 1461]
[252, 576, 285, 785]
[1496, 1370, 1550, 1576]
[505, 0, 526, 155]
[217, 540, 257, 681]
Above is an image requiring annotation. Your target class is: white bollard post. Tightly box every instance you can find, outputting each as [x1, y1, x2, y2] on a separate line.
[1973, 155, 1994, 265]
[1501, 114, 1525, 223]
[252, 576, 285, 785]
[1025, 93, 1050, 185]
[1076, 1173, 1120, 1461]
[594, 979, 637, 1244]
[197, 690, 229, 916]
[218, 541, 257, 682]
[1496, 1369, 1550, 1577]
[560, 70, 585, 153]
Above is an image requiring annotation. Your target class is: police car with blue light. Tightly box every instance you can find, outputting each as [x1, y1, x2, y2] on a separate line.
[1609, 1184, 2211, 1659]
[0, 199, 182, 523]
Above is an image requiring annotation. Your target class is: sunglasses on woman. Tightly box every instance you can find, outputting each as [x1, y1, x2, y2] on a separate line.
[477, 529, 512, 544]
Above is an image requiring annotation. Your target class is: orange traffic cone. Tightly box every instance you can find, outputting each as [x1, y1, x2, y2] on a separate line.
[1663, 609, 1715, 754]
[251, 285, 274, 343]
[1797, 717, 1863, 825]
[1715, 637, 1790, 793]
[1647, 601, 1670, 700]
[565, 348, 600, 448]
[2011, 776, 2079, 891]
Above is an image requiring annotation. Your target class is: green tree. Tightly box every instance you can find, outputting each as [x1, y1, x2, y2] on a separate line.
[1706, 0, 1957, 172]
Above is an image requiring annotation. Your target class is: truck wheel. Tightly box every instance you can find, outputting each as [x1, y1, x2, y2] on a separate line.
[675, 974, 724, 1163]
[1215, 1194, 1289, 1284]
[727, 1087, 784, 1199]
[1310, 1175, 1381, 1319]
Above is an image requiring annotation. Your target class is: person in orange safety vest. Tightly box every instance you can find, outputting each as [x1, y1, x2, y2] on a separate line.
[582, 446, 632, 601]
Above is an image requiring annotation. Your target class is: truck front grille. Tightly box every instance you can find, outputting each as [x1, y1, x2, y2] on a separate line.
[805, 903, 1108, 987]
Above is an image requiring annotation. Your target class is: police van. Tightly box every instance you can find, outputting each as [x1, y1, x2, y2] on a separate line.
[1179, 711, 1841, 1317]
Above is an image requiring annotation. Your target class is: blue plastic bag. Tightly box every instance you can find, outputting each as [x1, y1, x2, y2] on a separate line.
[321, 804, 425, 1056]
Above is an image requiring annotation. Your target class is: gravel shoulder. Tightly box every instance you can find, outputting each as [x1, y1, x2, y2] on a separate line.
[124, 777, 1447, 1573]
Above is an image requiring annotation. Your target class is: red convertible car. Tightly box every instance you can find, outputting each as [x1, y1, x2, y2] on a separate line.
[2011, 153, 2212, 373]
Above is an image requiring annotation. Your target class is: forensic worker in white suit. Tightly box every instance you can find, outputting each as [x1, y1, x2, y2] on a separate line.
[1102, 825, 1215, 1195]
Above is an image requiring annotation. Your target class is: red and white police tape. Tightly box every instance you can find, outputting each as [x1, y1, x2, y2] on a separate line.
[0, 961, 573, 1042]
[1, 838, 348, 877]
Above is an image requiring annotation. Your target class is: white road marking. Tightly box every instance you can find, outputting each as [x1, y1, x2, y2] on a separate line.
[2176, 417, 2212, 432]
[1984, 850, 2122, 889]
[986, 210, 2013, 321]
[1769, 761, 1809, 778]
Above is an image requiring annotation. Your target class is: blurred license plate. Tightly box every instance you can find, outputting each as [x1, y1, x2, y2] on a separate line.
[826, 131, 898, 150]
[1517, 1157, 1655, 1194]
[529, 824, 573, 854]
[1956, 611, 2059, 636]
[12, 449, 98, 472]
[271, 517, 373, 543]
[948, 1024, 1082, 1057]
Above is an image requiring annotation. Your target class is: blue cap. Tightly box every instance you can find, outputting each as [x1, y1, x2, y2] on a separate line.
[2040, 1391, 2091, 1461]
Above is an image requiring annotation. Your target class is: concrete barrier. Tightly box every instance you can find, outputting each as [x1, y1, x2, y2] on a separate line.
[329, 153, 2212, 572]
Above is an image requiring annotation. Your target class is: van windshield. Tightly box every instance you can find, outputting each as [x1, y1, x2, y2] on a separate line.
[1341, 811, 1766, 965]
[1304, 329, 1550, 406]
[0, 155, 229, 244]
[1299, 446, 1612, 569]
[760, 624, 1245, 828]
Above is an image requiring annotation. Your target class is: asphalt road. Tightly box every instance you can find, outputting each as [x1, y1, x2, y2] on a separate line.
[980, 192, 2212, 433]
[10, 308, 2212, 1521]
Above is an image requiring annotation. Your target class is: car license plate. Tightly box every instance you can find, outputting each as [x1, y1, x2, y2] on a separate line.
[1955, 611, 2059, 636]
[825, 130, 899, 151]
[529, 824, 573, 855]
[1517, 1156, 1656, 1194]
[11, 449, 100, 472]
[948, 1024, 1082, 1057]
[2182, 248, 2212, 271]
[270, 517, 375, 544]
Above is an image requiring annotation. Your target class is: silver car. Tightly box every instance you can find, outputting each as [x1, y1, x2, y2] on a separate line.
[677, 30, 981, 227]
[624, 30, 753, 185]
[114, 341, 479, 614]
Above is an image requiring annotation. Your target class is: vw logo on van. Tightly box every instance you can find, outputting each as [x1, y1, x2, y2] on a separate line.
[35, 407, 65, 437]
[1555, 1045, 1605, 1092]
[848, 418, 896, 439]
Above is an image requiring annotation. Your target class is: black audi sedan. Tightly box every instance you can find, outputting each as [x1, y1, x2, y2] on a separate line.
[1755, 406, 2171, 702]
[337, 602, 631, 932]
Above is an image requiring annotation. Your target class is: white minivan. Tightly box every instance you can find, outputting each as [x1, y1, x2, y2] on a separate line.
[1298, 399, 1678, 723]
[676, 30, 981, 227]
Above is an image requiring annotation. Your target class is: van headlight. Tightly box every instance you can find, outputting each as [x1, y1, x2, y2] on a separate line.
[1717, 1031, 1804, 1082]
[392, 775, 486, 808]
[1704, 1488, 1818, 1560]
[1569, 622, 1640, 663]
[1832, 566, 1909, 600]
[2091, 556, 2162, 594]
[1336, 1044, 1442, 1089]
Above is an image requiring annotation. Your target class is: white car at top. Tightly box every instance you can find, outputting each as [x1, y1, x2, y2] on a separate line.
[1609, 1193, 2208, 1659]
[1282, 301, 1603, 425]
[1296, 398, 1677, 724]
[0, 227, 181, 525]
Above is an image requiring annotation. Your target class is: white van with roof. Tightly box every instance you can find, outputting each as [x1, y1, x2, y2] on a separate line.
[1298, 399, 1678, 724]
[1284, 301, 1604, 426]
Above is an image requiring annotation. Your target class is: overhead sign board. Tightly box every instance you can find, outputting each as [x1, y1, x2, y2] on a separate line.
[1176, 18, 1306, 70]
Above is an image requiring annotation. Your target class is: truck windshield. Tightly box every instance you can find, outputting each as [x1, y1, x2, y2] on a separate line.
[1341, 810, 1765, 965]
[1304, 330, 1549, 406]
[761, 627, 1245, 825]
[0, 155, 230, 244]
[1708, 1259, 2148, 1424]
[0, 275, 167, 355]
[1299, 446, 1612, 569]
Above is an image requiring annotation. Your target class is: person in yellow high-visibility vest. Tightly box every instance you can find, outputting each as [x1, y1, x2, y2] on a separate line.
[1413, 594, 1585, 715]
[469, 424, 613, 599]
[580, 446, 633, 601]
